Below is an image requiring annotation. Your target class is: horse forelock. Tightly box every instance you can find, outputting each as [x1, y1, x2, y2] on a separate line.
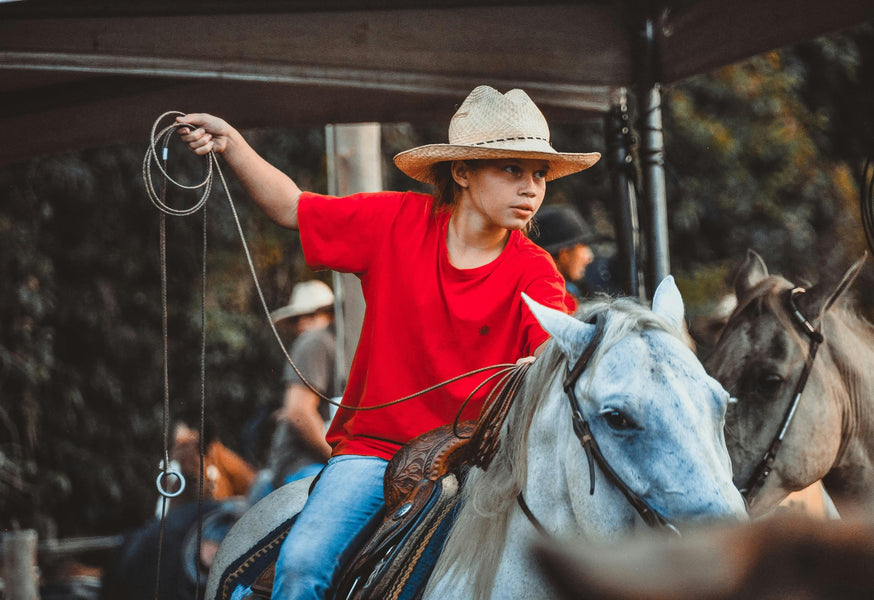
[575, 295, 689, 382]
[730, 276, 790, 322]
[720, 276, 813, 360]
[725, 274, 865, 365]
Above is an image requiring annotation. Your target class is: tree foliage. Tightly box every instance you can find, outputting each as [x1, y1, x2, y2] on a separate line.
[663, 23, 873, 319]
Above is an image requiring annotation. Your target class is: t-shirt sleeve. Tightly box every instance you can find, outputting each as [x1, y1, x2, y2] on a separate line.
[519, 258, 572, 355]
[298, 191, 406, 273]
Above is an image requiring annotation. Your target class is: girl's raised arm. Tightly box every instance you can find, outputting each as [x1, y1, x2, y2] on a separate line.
[177, 113, 302, 230]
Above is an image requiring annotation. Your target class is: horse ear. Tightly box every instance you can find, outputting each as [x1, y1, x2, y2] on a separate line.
[798, 253, 867, 320]
[734, 249, 769, 300]
[651, 275, 686, 331]
[522, 293, 597, 360]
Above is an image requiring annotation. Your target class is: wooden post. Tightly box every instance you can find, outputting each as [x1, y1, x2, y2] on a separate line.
[325, 123, 383, 394]
[2, 529, 40, 600]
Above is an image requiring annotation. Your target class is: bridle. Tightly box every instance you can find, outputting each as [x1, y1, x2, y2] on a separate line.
[739, 287, 823, 503]
[518, 315, 678, 535]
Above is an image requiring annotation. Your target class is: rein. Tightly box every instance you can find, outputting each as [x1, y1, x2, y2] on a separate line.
[518, 316, 678, 535]
[740, 287, 823, 502]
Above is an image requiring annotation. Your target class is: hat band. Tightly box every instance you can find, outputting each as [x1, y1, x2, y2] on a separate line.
[470, 135, 551, 147]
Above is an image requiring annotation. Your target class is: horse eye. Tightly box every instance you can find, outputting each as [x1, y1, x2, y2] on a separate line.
[603, 410, 634, 431]
[757, 373, 784, 396]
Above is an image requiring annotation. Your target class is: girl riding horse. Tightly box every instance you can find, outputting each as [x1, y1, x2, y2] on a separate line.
[177, 85, 600, 599]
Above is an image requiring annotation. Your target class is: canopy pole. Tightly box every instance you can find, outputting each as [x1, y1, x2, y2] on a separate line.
[634, 12, 671, 298]
[605, 87, 642, 299]
[640, 81, 670, 292]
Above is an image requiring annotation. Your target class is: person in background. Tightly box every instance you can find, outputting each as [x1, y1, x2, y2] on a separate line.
[249, 280, 338, 505]
[531, 203, 600, 312]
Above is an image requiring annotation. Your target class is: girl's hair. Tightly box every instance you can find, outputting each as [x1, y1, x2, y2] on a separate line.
[429, 160, 536, 235]
[429, 160, 466, 212]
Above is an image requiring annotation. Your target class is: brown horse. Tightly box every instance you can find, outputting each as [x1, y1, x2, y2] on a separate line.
[705, 250, 872, 517]
[534, 512, 874, 600]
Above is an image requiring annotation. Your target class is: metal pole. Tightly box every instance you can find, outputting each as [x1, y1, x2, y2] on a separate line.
[638, 15, 671, 294]
[640, 82, 670, 290]
[605, 87, 642, 298]
[325, 123, 382, 395]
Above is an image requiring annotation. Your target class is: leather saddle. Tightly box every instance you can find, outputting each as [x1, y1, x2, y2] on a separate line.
[247, 420, 475, 599]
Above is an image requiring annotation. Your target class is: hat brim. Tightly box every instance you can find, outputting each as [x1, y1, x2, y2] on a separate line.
[270, 303, 333, 323]
[393, 144, 601, 184]
[539, 233, 613, 254]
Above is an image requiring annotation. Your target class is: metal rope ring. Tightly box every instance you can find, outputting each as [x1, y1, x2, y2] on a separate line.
[156, 468, 187, 498]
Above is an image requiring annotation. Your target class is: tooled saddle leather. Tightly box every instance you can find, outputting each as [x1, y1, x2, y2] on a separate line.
[248, 420, 475, 599]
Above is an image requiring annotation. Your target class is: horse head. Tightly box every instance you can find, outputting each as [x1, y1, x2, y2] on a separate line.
[705, 249, 868, 515]
[520, 276, 747, 536]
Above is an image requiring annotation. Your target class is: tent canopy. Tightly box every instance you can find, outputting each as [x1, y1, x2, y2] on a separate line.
[1, 0, 870, 165]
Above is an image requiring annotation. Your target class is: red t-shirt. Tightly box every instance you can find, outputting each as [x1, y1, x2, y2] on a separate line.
[564, 292, 578, 314]
[299, 190, 570, 460]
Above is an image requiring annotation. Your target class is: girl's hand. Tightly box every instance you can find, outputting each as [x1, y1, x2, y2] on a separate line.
[176, 113, 234, 155]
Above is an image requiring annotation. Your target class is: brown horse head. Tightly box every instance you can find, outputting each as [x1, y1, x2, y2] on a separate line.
[535, 512, 874, 600]
[705, 250, 870, 516]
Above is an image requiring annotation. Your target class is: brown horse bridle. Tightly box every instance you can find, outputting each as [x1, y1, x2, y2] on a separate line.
[517, 316, 678, 534]
[739, 287, 824, 503]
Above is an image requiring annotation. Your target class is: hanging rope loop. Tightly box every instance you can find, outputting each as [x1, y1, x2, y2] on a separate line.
[143, 111, 214, 217]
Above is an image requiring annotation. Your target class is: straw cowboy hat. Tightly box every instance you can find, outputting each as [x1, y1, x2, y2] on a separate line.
[393, 85, 601, 184]
[270, 280, 335, 323]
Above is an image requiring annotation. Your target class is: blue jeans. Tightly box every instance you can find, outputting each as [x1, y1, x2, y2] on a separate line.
[272, 455, 388, 600]
[247, 463, 329, 507]
[286, 462, 326, 485]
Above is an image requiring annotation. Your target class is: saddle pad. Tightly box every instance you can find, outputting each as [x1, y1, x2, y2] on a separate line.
[213, 516, 296, 600]
[347, 473, 462, 600]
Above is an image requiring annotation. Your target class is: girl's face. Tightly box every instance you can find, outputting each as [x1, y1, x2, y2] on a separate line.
[455, 158, 550, 231]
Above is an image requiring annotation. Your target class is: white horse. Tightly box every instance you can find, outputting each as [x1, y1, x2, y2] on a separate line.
[207, 277, 747, 600]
